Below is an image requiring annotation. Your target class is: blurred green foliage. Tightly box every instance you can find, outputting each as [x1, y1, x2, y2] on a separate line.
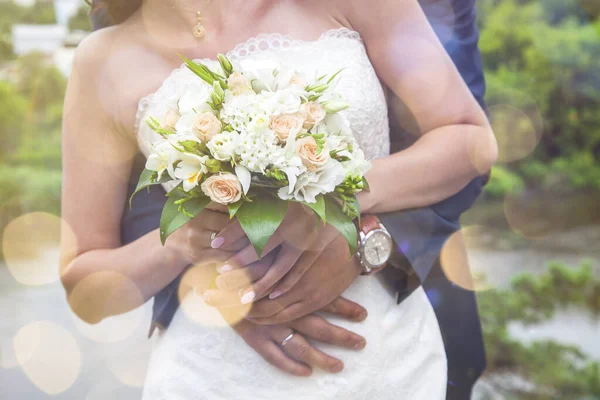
[478, 262, 600, 398]
[0, 52, 64, 239]
[479, 0, 600, 197]
[68, 5, 93, 32]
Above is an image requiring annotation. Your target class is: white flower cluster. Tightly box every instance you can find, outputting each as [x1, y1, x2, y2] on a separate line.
[144, 55, 371, 205]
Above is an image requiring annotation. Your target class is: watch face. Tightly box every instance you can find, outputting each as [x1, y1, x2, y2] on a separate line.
[363, 230, 393, 267]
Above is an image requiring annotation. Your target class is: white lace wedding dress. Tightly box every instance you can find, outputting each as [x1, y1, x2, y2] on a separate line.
[136, 28, 447, 400]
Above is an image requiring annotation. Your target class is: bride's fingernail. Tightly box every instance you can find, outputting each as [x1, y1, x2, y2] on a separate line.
[211, 236, 225, 249]
[240, 290, 256, 305]
[219, 264, 233, 274]
[269, 291, 282, 300]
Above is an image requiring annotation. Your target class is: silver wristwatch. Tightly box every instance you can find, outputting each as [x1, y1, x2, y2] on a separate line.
[356, 215, 394, 275]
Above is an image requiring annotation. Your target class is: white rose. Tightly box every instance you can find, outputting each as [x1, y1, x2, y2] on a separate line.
[247, 114, 271, 134]
[300, 102, 326, 130]
[192, 112, 222, 141]
[269, 113, 305, 142]
[178, 81, 213, 114]
[263, 89, 302, 115]
[201, 173, 243, 205]
[207, 131, 240, 162]
[227, 72, 253, 96]
[295, 136, 330, 171]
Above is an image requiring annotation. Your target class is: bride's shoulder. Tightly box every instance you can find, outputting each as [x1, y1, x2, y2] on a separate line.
[72, 25, 135, 73]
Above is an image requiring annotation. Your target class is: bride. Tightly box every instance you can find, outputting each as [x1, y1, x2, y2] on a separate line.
[60, 0, 497, 399]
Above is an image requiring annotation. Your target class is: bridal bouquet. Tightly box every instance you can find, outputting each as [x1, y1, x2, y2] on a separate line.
[132, 54, 371, 256]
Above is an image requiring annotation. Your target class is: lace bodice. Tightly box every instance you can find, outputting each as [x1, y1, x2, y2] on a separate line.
[135, 28, 390, 163]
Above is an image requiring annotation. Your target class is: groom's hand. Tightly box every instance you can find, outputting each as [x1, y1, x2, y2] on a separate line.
[229, 312, 366, 376]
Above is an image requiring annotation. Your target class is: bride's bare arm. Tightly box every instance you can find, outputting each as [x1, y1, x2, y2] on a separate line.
[60, 32, 234, 324]
[343, 0, 497, 214]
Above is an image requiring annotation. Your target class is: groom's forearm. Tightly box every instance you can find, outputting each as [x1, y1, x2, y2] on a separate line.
[377, 174, 485, 283]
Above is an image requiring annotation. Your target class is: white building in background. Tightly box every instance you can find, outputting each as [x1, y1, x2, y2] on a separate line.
[54, 0, 82, 27]
[12, 24, 67, 56]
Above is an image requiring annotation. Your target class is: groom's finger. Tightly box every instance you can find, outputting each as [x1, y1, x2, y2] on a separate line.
[288, 315, 366, 350]
[279, 332, 343, 373]
[256, 341, 312, 377]
[321, 297, 368, 322]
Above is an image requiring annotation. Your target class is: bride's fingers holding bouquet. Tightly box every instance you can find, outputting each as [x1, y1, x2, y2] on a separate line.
[166, 208, 248, 265]
[214, 222, 339, 304]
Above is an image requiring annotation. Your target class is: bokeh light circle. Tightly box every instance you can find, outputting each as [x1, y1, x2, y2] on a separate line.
[67, 271, 145, 327]
[13, 321, 81, 395]
[178, 263, 251, 327]
[2, 212, 77, 286]
[488, 104, 543, 163]
[440, 225, 495, 292]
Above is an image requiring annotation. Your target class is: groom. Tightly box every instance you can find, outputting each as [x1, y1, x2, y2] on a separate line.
[94, 0, 488, 398]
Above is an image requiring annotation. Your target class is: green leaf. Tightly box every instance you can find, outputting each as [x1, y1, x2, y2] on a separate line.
[129, 168, 157, 207]
[227, 199, 244, 219]
[325, 195, 358, 256]
[327, 68, 345, 84]
[235, 193, 288, 258]
[159, 188, 211, 245]
[302, 195, 326, 224]
[178, 54, 215, 86]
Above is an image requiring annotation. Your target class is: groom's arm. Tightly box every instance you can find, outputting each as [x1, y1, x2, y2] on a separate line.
[380, 0, 487, 284]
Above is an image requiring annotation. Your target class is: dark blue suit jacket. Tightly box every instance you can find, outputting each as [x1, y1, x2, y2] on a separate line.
[96, 0, 487, 397]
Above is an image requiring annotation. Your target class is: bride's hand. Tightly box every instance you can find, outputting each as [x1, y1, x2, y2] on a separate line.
[211, 203, 338, 303]
[166, 206, 250, 265]
[229, 313, 366, 376]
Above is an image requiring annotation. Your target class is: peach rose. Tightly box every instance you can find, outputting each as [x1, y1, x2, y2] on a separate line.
[295, 136, 330, 171]
[192, 112, 222, 141]
[227, 72, 253, 96]
[288, 74, 306, 87]
[200, 173, 243, 205]
[161, 109, 180, 130]
[269, 113, 305, 142]
[300, 101, 326, 130]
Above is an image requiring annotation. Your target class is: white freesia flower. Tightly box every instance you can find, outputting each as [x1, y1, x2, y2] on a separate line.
[235, 165, 251, 195]
[278, 160, 345, 203]
[238, 58, 280, 92]
[341, 148, 372, 176]
[207, 131, 240, 162]
[174, 152, 209, 192]
[145, 140, 178, 180]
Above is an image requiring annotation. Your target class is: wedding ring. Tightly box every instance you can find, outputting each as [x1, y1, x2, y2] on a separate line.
[210, 231, 217, 242]
[280, 332, 295, 347]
